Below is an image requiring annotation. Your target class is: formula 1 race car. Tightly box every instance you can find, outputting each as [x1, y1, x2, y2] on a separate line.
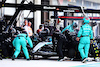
[32, 29, 81, 60]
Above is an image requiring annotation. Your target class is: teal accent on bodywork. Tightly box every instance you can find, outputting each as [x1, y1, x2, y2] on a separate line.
[33, 42, 52, 53]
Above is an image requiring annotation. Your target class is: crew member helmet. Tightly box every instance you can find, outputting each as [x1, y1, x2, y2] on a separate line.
[83, 17, 90, 24]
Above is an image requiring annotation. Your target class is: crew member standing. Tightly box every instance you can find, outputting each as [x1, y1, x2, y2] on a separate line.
[76, 17, 93, 63]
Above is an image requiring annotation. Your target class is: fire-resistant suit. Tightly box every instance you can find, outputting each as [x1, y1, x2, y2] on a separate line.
[77, 17, 93, 60]
[61, 22, 77, 33]
[12, 33, 33, 59]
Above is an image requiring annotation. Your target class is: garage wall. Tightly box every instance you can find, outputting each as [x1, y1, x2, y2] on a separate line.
[5, 0, 16, 16]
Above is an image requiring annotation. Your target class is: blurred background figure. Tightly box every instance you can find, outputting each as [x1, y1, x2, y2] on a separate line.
[28, 22, 33, 37]
[23, 20, 28, 34]
[37, 24, 44, 35]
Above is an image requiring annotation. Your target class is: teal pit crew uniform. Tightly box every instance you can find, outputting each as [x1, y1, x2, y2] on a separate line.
[12, 33, 33, 59]
[61, 22, 76, 33]
[77, 17, 93, 61]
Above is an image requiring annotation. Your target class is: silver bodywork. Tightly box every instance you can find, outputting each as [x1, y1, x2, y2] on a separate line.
[32, 42, 52, 53]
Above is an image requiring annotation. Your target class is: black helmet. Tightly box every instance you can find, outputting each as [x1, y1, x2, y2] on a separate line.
[92, 22, 97, 27]
[39, 24, 44, 29]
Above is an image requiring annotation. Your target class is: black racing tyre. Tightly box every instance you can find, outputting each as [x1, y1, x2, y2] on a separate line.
[75, 51, 81, 59]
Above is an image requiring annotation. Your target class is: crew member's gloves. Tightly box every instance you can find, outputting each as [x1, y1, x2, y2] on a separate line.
[26, 40, 28, 43]
[90, 40, 93, 44]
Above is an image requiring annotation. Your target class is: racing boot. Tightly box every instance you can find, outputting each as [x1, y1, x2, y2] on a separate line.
[27, 58, 30, 61]
[70, 58, 74, 61]
[82, 58, 88, 63]
[12, 55, 15, 60]
[58, 57, 65, 62]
